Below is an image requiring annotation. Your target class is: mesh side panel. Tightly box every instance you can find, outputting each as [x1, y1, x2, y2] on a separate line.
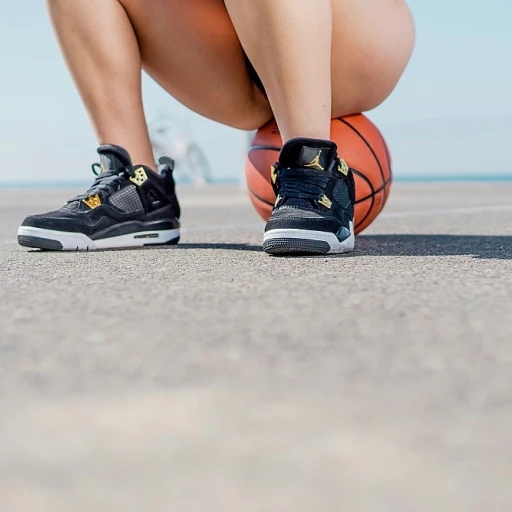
[279, 206, 322, 218]
[109, 185, 143, 213]
[333, 181, 351, 208]
[281, 199, 316, 212]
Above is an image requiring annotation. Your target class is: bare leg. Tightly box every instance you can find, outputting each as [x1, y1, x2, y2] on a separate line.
[47, 0, 156, 167]
[225, 0, 333, 142]
[330, 0, 415, 117]
[47, 0, 414, 164]
[120, 0, 272, 130]
[46, 0, 272, 169]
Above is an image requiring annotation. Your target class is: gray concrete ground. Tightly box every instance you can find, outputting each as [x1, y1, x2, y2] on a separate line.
[1, 182, 512, 511]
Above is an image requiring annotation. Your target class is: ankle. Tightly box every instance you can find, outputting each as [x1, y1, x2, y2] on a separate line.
[99, 142, 156, 171]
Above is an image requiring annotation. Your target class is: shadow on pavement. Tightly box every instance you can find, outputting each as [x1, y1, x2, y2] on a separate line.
[176, 236, 512, 260]
[357, 234, 512, 260]
[22, 236, 512, 259]
[173, 243, 262, 252]
[22, 243, 263, 254]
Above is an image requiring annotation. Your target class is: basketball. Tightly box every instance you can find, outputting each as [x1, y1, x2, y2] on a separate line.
[246, 115, 392, 234]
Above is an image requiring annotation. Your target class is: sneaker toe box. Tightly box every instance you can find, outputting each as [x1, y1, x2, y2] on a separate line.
[22, 210, 83, 232]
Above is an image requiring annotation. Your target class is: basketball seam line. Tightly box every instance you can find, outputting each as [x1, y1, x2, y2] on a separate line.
[249, 145, 281, 152]
[248, 188, 274, 207]
[356, 177, 392, 203]
[351, 168, 376, 229]
[337, 118, 389, 207]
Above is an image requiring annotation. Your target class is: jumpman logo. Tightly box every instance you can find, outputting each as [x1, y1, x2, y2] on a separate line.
[304, 151, 324, 171]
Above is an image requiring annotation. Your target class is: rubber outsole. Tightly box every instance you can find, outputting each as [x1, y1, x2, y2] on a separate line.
[18, 235, 64, 251]
[263, 224, 355, 256]
[17, 234, 180, 251]
[17, 226, 180, 251]
[263, 238, 331, 255]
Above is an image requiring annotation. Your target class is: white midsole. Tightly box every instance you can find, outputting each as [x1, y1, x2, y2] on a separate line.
[18, 226, 180, 251]
[263, 222, 355, 254]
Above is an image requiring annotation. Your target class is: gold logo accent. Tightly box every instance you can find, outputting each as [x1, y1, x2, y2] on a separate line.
[318, 195, 332, 209]
[271, 165, 278, 184]
[304, 151, 324, 171]
[338, 158, 349, 176]
[83, 194, 102, 209]
[275, 194, 282, 207]
[130, 167, 148, 186]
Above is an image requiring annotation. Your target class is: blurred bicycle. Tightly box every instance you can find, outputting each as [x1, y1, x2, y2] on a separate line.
[149, 113, 213, 186]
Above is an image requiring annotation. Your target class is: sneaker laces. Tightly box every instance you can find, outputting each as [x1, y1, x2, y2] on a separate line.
[277, 167, 330, 202]
[68, 164, 132, 203]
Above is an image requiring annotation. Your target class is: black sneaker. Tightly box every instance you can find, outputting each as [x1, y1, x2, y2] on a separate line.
[263, 138, 355, 255]
[18, 145, 181, 251]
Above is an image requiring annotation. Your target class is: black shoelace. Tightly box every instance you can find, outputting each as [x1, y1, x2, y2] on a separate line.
[68, 164, 131, 203]
[277, 167, 330, 201]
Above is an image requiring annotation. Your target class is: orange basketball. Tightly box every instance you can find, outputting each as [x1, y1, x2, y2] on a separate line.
[246, 115, 392, 234]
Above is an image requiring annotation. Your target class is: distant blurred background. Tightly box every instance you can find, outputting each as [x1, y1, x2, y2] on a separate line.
[1, 0, 510, 186]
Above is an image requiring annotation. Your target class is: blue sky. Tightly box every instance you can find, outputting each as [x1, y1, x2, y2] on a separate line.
[1, 0, 511, 184]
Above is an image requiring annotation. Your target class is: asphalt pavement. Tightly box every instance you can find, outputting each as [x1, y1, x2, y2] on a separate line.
[1, 182, 512, 511]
